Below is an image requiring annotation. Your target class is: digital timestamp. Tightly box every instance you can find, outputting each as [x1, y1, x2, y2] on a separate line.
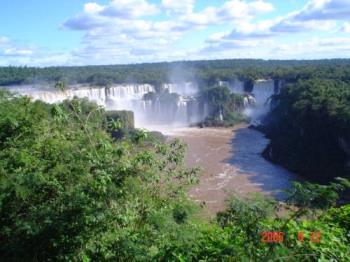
[261, 231, 321, 243]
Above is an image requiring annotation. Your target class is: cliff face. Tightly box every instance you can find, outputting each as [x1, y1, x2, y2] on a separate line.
[261, 78, 350, 182]
[339, 137, 350, 172]
[262, 128, 350, 182]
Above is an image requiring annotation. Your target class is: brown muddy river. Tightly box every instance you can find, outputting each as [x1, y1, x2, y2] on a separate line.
[152, 125, 298, 214]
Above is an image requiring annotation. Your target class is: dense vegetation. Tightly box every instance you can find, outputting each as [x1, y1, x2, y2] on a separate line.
[0, 91, 349, 261]
[199, 85, 247, 127]
[143, 90, 180, 111]
[0, 91, 198, 260]
[142, 86, 247, 127]
[263, 78, 350, 182]
[1, 59, 350, 87]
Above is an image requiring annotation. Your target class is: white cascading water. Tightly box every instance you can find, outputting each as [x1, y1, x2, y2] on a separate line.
[105, 84, 155, 126]
[246, 79, 275, 125]
[4, 84, 108, 105]
[2, 80, 277, 127]
[1, 83, 204, 128]
[227, 79, 276, 125]
[163, 82, 198, 96]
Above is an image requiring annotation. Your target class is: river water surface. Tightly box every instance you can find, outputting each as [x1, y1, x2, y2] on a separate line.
[154, 125, 298, 214]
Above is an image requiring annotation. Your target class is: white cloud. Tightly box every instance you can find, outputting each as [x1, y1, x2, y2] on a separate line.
[208, 20, 275, 41]
[0, 36, 10, 45]
[272, 36, 350, 58]
[221, 0, 274, 17]
[200, 36, 350, 60]
[342, 22, 350, 33]
[181, 0, 274, 26]
[64, 0, 159, 31]
[249, 0, 275, 13]
[270, 18, 337, 33]
[4, 48, 34, 56]
[64, 0, 274, 31]
[206, 0, 344, 45]
[0, 35, 74, 67]
[63, 4, 113, 30]
[162, 0, 195, 15]
[317, 37, 350, 46]
[4, 0, 350, 66]
[0, 36, 35, 58]
[84, 2, 104, 14]
[294, 0, 350, 21]
[60, 0, 276, 64]
[265, 0, 349, 34]
[266, 0, 350, 34]
[100, 0, 159, 18]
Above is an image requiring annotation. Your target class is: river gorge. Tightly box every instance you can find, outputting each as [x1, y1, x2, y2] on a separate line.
[1, 80, 298, 214]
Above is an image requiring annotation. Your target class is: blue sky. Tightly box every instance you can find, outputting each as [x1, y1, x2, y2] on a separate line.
[0, 0, 350, 66]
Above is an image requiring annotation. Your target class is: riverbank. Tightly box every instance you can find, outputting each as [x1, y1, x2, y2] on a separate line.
[162, 125, 298, 215]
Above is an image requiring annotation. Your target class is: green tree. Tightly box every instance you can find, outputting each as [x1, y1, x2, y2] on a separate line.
[55, 80, 67, 91]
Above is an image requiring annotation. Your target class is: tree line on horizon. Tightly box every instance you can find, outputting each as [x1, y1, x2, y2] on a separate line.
[1, 59, 350, 87]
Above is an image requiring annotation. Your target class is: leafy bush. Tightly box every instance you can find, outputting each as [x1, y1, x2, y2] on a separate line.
[0, 93, 199, 261]
[105, 110, 134, 129]
[323, 205, 350, 236]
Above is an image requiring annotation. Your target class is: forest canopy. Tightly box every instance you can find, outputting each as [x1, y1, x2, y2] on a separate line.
[1, 59, 350, 87]
[263, 78, 350, 181]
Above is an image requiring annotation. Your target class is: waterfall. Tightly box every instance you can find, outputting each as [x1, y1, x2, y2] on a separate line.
[0, 83, 205, 128]
[162, 82, 198, 96]
[174, 98, 189, 125]
[4, 84, 107, 106]
[2, 79, 278, 128]
[219, 109, 224, 122]
[228, 79, 245, 94]
[253, 80, 275, 107]
[105, 84, 155, 118]
[188, 99, 202, 124]
[248, 79, 275, 125]
[229, 79, 276, 125]
[3, 79, 278, 128]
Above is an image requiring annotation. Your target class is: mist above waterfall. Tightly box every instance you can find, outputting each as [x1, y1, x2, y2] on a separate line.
[1, 77, 277, 129]
[1, 82, 206, 129]
[163, 82, 198, 97]
[141, 82, 203, 127]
